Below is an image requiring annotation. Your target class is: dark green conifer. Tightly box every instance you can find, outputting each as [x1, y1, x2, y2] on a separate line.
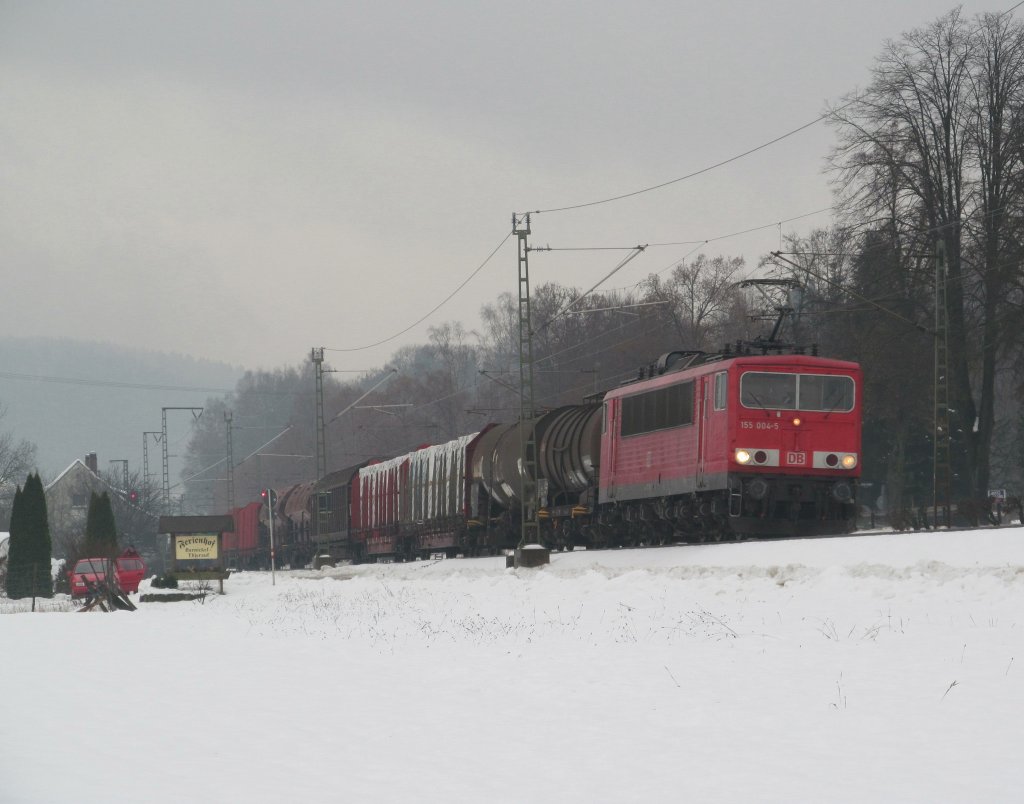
[83, 491, 119, 558]
[24, 474, 53, 598]
[4, 474, 52, 599]
[5, 484, 27, 598]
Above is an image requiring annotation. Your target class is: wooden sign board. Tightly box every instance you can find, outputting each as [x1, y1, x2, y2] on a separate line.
[174, 533, 219, 561]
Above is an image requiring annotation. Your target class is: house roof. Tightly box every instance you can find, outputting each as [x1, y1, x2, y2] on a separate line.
[45, 459, 113, 493]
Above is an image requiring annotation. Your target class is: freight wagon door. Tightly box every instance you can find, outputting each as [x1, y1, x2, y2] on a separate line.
[696, 376, 709, 488]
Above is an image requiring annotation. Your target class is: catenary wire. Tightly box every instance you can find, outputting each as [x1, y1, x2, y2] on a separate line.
[528, 101, 857, 215]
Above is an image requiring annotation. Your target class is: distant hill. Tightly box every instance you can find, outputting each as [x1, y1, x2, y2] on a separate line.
[0, 337, 243, 481]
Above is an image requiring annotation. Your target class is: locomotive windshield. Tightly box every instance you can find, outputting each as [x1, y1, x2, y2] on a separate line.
[741, 372, 854, 412]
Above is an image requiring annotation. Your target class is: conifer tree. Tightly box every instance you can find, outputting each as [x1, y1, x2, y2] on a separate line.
[4, 474, 52, 599]
[4, 484, 27, 598]
[83, 491, 119, 558]
[24, 474, 53, 598]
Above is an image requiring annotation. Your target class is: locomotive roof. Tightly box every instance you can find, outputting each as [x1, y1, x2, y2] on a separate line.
[605, 353, 860, 399]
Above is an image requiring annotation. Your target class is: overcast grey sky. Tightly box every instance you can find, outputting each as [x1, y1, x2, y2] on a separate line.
[0, 1, 1007, 372]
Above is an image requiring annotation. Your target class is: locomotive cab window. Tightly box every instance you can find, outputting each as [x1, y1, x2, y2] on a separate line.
[741, 372, 855, 412]
[714, 371, 727, 411]
[741, 372, 796, 409]
[621, 380, 694, 437]
[797, 374, 855, 412]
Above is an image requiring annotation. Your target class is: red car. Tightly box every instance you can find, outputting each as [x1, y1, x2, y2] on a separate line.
[69, 549, 147, 597]
[69, 558, 114, 598]
[114, 548, 146, 593]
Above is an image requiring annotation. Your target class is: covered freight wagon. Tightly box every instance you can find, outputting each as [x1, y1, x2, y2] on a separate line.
[353, 430, 493, 560]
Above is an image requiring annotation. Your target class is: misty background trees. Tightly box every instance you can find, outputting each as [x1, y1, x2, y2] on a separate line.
[0, 404, 37, 529]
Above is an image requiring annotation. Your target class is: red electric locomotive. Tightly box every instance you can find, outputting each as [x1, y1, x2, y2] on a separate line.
[597, 350, 861, 542]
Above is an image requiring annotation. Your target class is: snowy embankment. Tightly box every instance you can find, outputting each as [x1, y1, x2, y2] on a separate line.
[3, 528, 1023, 803]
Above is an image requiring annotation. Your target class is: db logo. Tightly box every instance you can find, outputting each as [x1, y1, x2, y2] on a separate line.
[786, 451, 807, 466]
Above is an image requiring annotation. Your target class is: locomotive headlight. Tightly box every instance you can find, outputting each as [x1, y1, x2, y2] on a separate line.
[792, 417, 801, 426]
[841, 453, 858, 469]
[735, 449, 752, 465]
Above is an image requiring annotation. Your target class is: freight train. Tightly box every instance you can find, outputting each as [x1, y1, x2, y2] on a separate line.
[223, 347, 862, 567]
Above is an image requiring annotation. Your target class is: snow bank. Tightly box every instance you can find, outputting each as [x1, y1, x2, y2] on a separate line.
[2, 528, 1022, 803]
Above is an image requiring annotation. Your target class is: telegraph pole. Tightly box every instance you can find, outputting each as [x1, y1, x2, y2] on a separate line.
[933, 240, 952, 528]
[225, 410, 235, 512]
[311, 347, 329, 560]
[515, 213, 540, 548]
[161, 406, 204, 515]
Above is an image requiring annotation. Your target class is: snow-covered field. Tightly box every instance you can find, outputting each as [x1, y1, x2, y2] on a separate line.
[3, 528, 1023, 803]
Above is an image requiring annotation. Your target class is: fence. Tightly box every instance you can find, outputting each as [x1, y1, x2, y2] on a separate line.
[1, 563, 57, 612]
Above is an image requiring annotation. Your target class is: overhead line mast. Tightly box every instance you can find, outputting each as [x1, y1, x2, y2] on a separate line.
[312, 346, 329, 562]
[161, 407, 203, 515]
[515, 213, 540, 548]
[143, 431, 162, 486]
[312, 347, 327, 481]
[225, 411, 235, 512]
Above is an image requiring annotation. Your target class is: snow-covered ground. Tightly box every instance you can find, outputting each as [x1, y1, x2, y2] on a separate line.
[3, 528, 1023, 803]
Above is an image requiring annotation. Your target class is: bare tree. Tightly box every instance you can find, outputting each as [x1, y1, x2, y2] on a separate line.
[641, 254, 746, 351]
[829, 8, 1024, 498]
[0, 403, 37, 529]
[963, 11, 1024, 497]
